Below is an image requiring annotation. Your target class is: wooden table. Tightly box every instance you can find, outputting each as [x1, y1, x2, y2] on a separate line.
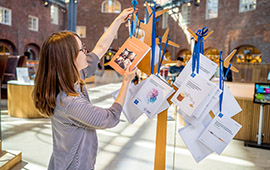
[7, 80, 46, 118]
[225, 82, 270, 143]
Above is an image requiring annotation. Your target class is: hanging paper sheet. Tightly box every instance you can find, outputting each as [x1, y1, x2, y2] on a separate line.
[171, 74, 215, 117]
[199, 113, 242, 155]
[178, 87, 222, 128]
[111, 82, 144, 124]
[174, 53, 217, 88]
[178, 125, 213, 163]
[132, 74, 174, 118]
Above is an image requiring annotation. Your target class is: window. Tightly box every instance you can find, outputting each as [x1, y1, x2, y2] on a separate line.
[104, 27, 117, 39]
[0, 44, 10, 55]
[101, 0, 121, 13]
[181, 4, 191, 25]
[51, 5, 59, 25]
[76, 26, 86, 38]
[162, 12, 168, 29]
[0, 6, 11, 25]
[206, 0, 218, 20]
[28, 15, 39, 31]
[239, 0, 256, 12]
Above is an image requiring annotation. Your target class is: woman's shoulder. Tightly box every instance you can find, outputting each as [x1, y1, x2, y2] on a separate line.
[55, 91, 85, 109]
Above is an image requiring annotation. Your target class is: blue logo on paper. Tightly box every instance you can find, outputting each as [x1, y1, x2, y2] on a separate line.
[218, 113, 223, 118]
[134, 99, 139, 105]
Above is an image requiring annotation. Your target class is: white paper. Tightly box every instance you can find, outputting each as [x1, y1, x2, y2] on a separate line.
[202, 83, 242, 127]
[199, 113, 242, 155]
[192, 83, 219, 118]
[112, 82, 144, 124]
[212, 83, 242, 117]
[150, 45, 161, 66]
[171, 74, 214, 117]
[132, 74, 174, 118]
[156, 100, 170, 113]
[178, 87, 222, 128]
[16, 67, 30, 83]
[174, 53, 217, 88]
[178, 125, 213, 163]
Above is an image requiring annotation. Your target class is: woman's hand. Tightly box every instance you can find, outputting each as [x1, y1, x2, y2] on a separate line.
[123, 64, 137, 84]
[116, 8, 138, 23]
[114, 64, 137, 106]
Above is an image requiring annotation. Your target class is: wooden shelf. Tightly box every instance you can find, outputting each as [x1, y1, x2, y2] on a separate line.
[0, 150, 22, 170]
[0, 141, 22, 170]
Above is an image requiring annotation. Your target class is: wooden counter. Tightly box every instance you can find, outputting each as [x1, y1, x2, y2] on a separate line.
[225, 82, 270, 143]
[7, 80, 46, 118]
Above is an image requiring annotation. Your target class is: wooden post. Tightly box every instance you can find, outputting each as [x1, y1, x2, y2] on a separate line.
[136, 3, 180, 169]
[154, 109, 168, 170]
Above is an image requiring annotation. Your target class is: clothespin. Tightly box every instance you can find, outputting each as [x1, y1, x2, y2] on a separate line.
[155, 29, 180, 48]
[187, 27, 214, 42]
[223, 49, 239, 73]
[132, 0, 138, 9]
[187, 28, 198, 41]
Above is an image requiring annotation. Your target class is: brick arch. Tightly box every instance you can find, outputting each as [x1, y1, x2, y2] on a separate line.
[0, 39, 18, 55]
[234, 44, 261, 52]
[24, 43, 40, 60]
[233, 44, 262, 63]
[204, 47, 220, 54]
[177, 49, 192, 63]
[176, 49, 191, 57]
[204, 47, 220, 63]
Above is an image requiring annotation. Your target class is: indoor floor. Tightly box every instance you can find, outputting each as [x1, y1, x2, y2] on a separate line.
[1, 80, 270, 170]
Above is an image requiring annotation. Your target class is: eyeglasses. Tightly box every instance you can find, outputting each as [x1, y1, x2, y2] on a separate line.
[79, 43, 87, 54]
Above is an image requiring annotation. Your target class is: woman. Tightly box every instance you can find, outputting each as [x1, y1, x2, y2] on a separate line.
[32, 8, 136, 170]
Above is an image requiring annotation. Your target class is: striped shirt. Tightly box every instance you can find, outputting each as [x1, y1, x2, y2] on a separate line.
[48, 52, 122, 170]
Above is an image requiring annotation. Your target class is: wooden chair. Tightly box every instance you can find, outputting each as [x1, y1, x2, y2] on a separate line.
[0, 55, 9, 89]
[17, 55, 27, 67]
[1, 56, 25, 99]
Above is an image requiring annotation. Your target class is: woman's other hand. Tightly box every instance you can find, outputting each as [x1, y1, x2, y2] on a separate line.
[116, 8, 138, 23]
[123, 64, 137, 84]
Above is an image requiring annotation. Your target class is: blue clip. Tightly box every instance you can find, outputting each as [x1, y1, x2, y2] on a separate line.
[190, 72, 196, 78]
[134, 99, 139, 105]
[132, 0, 138, 8]
[218, 113, 223, 118]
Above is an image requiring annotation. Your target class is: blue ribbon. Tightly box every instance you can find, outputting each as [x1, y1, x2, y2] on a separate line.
[132, 0, 138, 36]
[190, 27, 208, 77]
[128, 19, 132, 38]
[128, 0, 138, 38]
[151, 3, 156, 74]
[132, 0, 138, 10]
[157, 35, 170, 74]
[219, 51, 232, 115]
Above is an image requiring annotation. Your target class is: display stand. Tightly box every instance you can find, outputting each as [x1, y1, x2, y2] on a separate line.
[154, 109, 168, 170]
[244, 104, 270, 149]
[135, 3, 179, 170]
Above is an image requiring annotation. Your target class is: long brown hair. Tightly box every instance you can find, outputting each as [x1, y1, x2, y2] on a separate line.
[32, 31, 83, 116]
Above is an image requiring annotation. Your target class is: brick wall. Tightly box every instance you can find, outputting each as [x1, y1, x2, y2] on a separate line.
[156, 0, 270, 63]
[0, 0, 66, 58]
[1, 0, 269, 63]
[77, 0, 146, 52]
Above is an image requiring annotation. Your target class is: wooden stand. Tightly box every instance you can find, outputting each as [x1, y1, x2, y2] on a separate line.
[154, 110, 168, 170]
[136, 3, 180, 169]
